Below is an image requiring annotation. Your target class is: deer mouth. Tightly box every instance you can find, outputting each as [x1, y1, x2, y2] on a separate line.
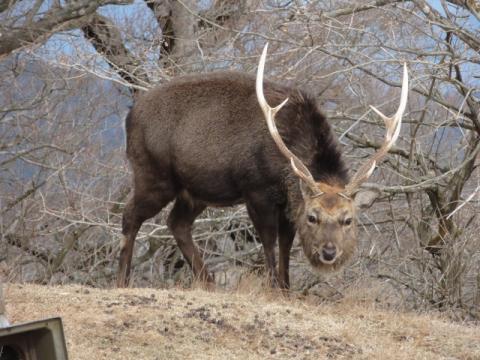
[316, 248, 343, 265]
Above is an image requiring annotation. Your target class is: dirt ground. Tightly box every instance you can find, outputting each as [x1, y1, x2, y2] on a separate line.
[4, 283, 480, 359]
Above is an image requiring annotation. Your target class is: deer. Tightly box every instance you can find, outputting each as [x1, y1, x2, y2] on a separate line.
[117, 44, 408, 289]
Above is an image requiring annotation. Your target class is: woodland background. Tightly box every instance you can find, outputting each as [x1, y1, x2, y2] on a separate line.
[0, 0, 479, 320]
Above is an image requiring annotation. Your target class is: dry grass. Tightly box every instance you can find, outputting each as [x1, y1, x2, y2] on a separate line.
[4, 282, 480, 360]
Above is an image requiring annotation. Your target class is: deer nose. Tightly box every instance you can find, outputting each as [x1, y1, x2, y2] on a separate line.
[322, 243, 337, 261]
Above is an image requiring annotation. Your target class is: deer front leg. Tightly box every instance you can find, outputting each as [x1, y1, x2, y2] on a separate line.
[246, 194, 279, 287]
[278, 210, 295, 290]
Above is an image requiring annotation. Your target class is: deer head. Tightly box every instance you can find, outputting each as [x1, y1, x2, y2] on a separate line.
[256, 44, 408, 270]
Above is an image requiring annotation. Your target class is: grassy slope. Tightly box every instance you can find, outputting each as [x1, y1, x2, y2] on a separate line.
[4, 283, 480, 360]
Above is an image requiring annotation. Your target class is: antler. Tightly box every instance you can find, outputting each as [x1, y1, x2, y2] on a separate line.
[256, 44, 318, 191]
[345, 63, 409, 195]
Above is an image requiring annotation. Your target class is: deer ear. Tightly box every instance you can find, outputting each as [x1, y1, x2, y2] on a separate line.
[353, 189, 381, 209]
[300, 179, 316, 198]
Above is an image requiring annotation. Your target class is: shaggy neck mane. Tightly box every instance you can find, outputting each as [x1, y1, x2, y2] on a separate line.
[267, 87, 349, 221]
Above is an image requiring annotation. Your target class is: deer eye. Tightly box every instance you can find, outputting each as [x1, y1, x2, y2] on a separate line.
[342, 218, 353, 226]
[307, 214, 318, 224]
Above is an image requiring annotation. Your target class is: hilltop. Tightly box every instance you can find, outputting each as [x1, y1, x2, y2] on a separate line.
[5, 283, 480, 359]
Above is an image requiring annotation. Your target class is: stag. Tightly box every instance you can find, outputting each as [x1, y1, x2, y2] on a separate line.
[117, 44, 408, 289]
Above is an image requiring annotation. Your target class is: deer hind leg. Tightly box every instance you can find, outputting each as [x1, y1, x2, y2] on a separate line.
[167, 192, 212, 285]
[117, 181, 175, 288]
[245, 194, 279, 287]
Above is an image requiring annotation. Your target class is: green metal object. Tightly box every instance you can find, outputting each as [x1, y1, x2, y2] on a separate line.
[0, 317, 68, 360]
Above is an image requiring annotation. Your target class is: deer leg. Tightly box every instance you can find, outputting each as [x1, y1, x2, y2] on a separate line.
[278, 210, 296, 290]
[246, 196, 279, 287]
[117, 183, 175, 288]
[167, 194, 212, 284]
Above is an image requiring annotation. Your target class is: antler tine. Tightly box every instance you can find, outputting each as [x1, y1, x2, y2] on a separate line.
[256, 44, 318, 191]
[345, 63, 409, 195]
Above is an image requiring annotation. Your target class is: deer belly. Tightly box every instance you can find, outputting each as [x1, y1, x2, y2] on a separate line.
[174, 166, 244, 206]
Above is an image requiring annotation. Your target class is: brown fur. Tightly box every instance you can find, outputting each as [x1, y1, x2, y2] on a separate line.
[117, 71, 354, 289]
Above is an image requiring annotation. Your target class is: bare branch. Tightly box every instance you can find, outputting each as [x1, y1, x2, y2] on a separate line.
[0, 0, 133, 57]
[413, 0, 480, 53]
[81, 13, 150, 90]
[322, 0, 405, 18]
